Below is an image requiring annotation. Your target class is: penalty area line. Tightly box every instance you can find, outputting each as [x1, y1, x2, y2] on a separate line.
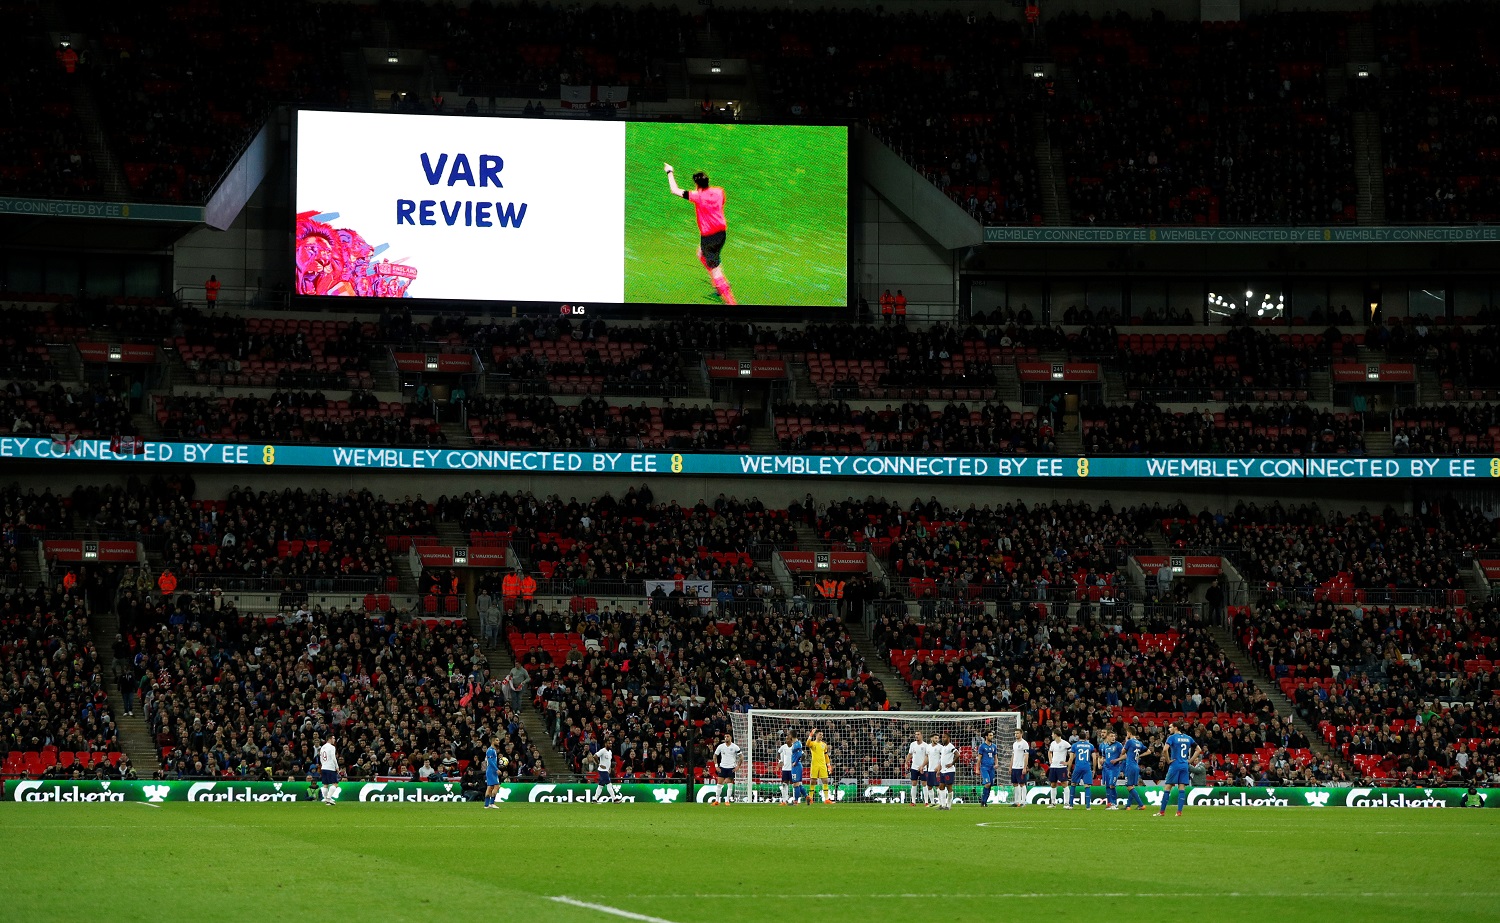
[548, 896, 684, 923]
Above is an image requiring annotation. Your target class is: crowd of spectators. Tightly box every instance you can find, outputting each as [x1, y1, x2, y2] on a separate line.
[156, 485, 433, 588]
[0, 585, 119, 761]
[872, 498, 1151, 602]
[136, 602, 545, 783]
[1392, 403, 1500, 454]
[443, 486, 794, 587]
[1429, 325, 1500, 392]
[3, 381, 136, 439]
[1081, 401, 1366, 456]
[1111, 328, 1323, 400]
[419, 2, 685, 101]
[876, 604, 1270, 718]
[1050, 11, 1357, 226]
[1375, 2, 1500, 223]
[706, 7, 1041, 221]
[508, 596, 883, 778]
[871, 602, 1324, 779]
[173, 313, 376, 390]
[465, 395, 748, 451]
[1233, 596, 1498, 785]
[774, 400, 1055, 454]
[155, 391, 442, 447]
[73, 0, 346, 201]
[0, 21, 99, 199]
[15, 0, 1500, 229]
[1164, 499, 1491, 593]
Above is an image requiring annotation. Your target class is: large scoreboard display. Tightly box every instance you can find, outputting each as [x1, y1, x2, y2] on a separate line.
[293, 110, 848, 308]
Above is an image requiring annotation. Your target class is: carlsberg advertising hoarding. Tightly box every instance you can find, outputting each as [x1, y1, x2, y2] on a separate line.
[7, 780, 1494, 807]
[4, 780, 687, 804]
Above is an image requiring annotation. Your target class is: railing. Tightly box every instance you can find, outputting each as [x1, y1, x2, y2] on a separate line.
[176, 574, 385, 594]
[171, 285, 290, 312]
[1246, 582, 1468, 609]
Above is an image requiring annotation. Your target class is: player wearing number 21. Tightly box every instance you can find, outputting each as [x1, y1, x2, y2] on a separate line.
[1066, 734, 1098, 810]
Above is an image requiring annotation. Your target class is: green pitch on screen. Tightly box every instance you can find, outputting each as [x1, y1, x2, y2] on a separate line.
[624, 123, 847, 307]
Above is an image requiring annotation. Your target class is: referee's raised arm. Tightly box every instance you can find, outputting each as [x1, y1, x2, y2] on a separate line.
[664, 163, 687, 197]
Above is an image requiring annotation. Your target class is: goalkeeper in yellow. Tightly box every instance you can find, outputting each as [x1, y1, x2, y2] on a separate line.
[806, 729, 834, 804]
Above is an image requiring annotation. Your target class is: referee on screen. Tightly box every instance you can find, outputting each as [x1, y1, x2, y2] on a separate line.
[664, 162, 737, 306]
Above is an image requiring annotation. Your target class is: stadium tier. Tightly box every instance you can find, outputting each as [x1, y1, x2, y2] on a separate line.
[135, 605, 545, 783]
[1230, 599, 1499, 785]
[506, 597, 882, 781]
[1, 586, 122, 777]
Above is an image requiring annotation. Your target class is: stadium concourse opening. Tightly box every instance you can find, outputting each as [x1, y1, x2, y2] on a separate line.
[8, 0, 1500, 919]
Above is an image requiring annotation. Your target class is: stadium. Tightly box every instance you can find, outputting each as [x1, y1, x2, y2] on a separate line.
[1, 0, 1497, 920]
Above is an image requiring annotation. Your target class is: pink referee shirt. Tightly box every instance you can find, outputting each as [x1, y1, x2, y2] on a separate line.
[687, 187, 728, 235]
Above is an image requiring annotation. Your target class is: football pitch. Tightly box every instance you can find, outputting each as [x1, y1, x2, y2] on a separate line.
[622, 123, 847, 307]
[3, 804, 1496, 922]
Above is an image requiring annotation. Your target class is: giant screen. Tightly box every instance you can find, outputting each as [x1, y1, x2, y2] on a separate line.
[294, 110, 848, 307]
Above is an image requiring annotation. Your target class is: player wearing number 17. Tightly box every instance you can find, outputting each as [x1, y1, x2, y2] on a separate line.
[1157, 722, 1205, 817]
[664, 163, 737, 306]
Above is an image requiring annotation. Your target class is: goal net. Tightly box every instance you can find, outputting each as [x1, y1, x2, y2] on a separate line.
[728, 709, 1022, 805]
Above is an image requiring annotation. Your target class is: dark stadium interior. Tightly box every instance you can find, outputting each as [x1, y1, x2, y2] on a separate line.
[3, 0, 1499, 811]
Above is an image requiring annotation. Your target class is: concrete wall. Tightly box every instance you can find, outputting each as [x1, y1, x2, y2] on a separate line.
[172, 183, 286, 302]
[852, 183, 958, 312]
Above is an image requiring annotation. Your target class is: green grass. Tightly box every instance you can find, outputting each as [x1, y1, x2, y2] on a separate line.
[3, 803, 1498, 922]
[623, 123, 847, 307]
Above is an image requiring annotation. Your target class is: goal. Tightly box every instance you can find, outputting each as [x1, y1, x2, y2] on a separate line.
[728, 709, 1022, 804]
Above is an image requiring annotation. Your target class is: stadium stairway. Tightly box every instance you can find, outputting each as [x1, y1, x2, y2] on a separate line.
[852, 623, 921, 711]
[470, 610, 575, 780]
[87, 605, 160, 776]
[1204, 623, 1339, 767]
[1032, 112, 1071, 226]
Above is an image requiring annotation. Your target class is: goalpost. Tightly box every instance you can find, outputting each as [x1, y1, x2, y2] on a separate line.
[729, 709, 1023, 805]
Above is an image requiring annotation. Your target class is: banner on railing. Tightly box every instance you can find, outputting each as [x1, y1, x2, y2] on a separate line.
[644, 579, 712, 601]
[704, 359, 787, 380]
[392, 352, 475, 373]
[778, 551, 869, 573]
[1014, 361, 1100, 382]
[1134, 555, 1223, 577]
[4, 438, 1500, 481]
[1331, 363, 1416, 383]
[42, 540, 140, 563]
[76, 343, 160, 364]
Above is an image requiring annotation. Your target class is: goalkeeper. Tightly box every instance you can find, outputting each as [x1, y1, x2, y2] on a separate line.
[806, 729, 833, 804]
[483, 736, 508, 809]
